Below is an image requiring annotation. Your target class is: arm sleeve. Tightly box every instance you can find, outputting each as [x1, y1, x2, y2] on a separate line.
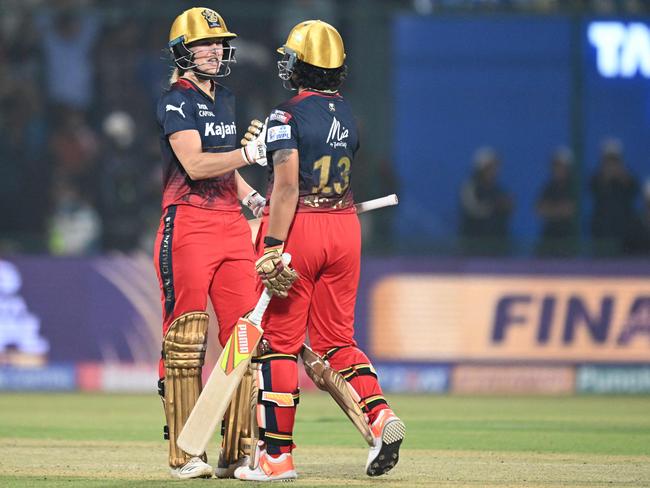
[158, 90, 198, 136]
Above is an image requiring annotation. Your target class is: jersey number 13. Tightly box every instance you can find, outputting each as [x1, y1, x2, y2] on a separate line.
[311, 156, 351, 196]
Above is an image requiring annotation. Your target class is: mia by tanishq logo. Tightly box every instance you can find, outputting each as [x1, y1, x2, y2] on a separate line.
[326, 116, 348, 148]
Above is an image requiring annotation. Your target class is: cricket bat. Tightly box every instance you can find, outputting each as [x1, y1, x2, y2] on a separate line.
[177, 255, 290, 457]
[248, 193, 399, 243]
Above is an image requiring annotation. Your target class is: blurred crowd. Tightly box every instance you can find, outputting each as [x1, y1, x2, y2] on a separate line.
[0, 0, 648, 258]
[0, 0, 283, 255]
[0, 3, 165, 254]
[459, 140, 650, 257]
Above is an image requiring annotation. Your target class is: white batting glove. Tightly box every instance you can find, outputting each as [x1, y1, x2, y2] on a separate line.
[240, 118, 267, 166]
[242, 190, 266, 218]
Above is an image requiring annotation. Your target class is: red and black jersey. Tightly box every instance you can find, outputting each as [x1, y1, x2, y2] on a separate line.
[264, 90, 359, 213]
[156, 78, 239, 211]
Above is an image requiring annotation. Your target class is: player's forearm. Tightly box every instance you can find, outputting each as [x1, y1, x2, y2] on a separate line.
[235, 171, 256, 201]
[267, 184, 299, 241]
[184, 149, 248, 180]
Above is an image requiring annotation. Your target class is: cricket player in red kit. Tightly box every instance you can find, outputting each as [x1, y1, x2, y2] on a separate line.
[153, 7, 268, 480]
[235, 20, 405, 482]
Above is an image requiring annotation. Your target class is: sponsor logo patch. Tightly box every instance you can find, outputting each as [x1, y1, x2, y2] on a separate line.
[269, 109, 292, 124]
[197, 103, 215, 117]
[261, 391, 295, 407]
[326, 116, 348, 148]
[267, 124, 292, 142]
[220, 319, 262, 375]
[237, 323, 249, 354]
[205, 121, 236, 137]
[201, 9, 222, 28]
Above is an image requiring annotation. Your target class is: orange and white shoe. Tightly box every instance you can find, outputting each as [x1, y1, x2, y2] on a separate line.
[234, 450, 298, 482]
[365, 408, 405, 476]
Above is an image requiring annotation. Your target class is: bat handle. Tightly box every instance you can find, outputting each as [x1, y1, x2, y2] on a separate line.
[354, 194, 399, 214]
[248, 253, 292, 326]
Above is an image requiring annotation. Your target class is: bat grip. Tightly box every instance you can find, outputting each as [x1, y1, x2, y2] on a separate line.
[248, 291, 271, 326]
[248, 253, 291, 326]
[355, 194, 399, 214]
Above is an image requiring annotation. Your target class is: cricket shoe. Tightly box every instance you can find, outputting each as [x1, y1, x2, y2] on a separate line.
[214, 453, 251, 479]
[169, 456, 213, 479]
[365, 408, 405, 477]
[234, 450, 298, 482]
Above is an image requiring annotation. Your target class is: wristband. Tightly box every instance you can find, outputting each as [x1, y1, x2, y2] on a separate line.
[264, 236, 284, 248]
[241, 147, 253, 165]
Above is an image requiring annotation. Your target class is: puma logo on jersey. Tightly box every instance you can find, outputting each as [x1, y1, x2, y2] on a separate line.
[326, 116, 348, 148]
[165, 102, 185, 118]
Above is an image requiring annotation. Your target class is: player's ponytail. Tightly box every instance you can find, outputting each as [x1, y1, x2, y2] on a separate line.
[169, 68, 181, 86]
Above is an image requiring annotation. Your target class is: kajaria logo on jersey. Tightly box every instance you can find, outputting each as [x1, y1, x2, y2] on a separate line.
[326, 116, 348, 148]
[205, 121, 236, 138]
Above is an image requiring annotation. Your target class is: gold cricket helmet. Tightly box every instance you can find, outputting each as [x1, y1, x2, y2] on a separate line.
[169, 7, 236, 46]
[168, 7, 237, 77]
[278, 20, 345, 70]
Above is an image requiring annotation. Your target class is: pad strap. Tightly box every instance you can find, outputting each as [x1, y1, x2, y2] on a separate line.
[259, 428, 294, 447]
[322, 345, 351, 361]
[338, 363, 378, 381]
[359, 394, 388, 414]
[253, 352, 298, 363]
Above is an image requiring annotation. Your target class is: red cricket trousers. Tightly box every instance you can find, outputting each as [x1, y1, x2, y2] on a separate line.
[154, 204, 259, 377]
[253, 212, 388, 455]
[255, 211, 361, 355]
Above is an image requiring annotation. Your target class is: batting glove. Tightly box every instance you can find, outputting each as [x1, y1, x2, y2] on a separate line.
[241, 118, 267, 166]
[242, 190, 266, 218]
[255, 237, 298, 298]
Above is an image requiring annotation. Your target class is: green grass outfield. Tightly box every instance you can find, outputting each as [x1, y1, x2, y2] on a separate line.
[1, 392, 649, 487]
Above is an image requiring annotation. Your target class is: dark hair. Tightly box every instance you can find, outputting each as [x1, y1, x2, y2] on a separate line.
[291, 60, 348, 91]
